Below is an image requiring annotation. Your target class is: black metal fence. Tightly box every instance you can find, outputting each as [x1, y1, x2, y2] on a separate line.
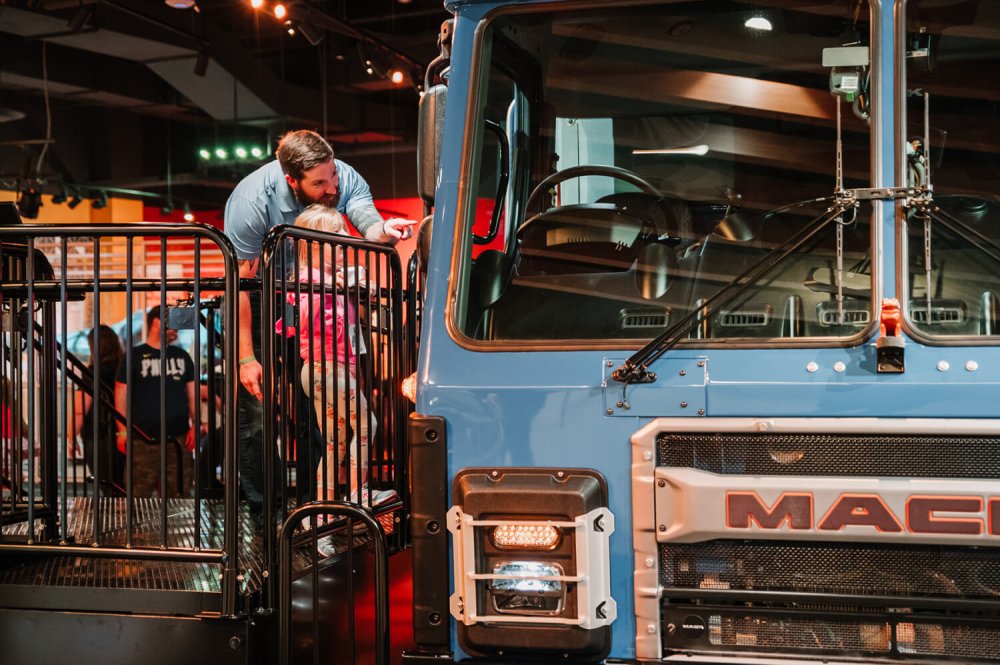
[259, 224, 408, 607]
[278, 502, 390, 665]
[0, 224, 241, 616]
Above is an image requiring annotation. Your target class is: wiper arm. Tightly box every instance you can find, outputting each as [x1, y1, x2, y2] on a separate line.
[612, 197, 852, 385]
[921, 204, 1000, 265]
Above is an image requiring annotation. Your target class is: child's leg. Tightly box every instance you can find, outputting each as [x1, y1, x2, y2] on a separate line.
[301, 363, 338, 503]
[337, 367, 376, 499]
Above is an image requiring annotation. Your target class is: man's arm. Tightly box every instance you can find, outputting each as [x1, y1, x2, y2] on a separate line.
[114, 381, 127, 453]
[238, 258, 263, 400]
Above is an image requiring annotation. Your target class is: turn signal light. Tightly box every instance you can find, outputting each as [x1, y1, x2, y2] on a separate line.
[491, 523, 560, 550]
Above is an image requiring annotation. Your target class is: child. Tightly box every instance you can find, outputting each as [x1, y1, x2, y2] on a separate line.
[288, 204, 397, 510]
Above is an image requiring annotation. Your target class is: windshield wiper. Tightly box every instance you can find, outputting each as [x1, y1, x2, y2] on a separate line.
[612, 197, 854, 385]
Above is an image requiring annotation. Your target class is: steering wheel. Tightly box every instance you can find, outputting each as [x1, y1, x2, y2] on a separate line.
[525, 164, 662, 214]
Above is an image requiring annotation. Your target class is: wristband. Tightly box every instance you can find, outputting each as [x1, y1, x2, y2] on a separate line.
[239, 356, 256, 366]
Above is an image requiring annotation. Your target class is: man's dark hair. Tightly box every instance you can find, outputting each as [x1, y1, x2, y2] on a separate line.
[147, 305, 162, 328]
[276, 130, 334, 181]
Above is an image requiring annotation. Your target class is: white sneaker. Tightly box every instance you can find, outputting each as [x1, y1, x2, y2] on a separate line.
[316, 535, 337, 558]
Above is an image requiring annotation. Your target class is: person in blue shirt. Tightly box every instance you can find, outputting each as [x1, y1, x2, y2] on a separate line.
[224, 129, 414, 525]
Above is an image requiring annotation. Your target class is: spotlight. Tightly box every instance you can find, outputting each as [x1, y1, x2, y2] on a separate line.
[183, 205, 195, 223]
[194, 47, 210, 77]
[17, 184, 42, 219]
[250, 146, 263, 158]
[390, 69, 404, 85]
[67, 188, 83, 209]
[287, 27, 295, 36]
[51, 184, 68, 205]
[215, 148, 228, 159]
[274, 3, 286, 19]
[235, 146, 248, 159]
[91, 190, 108, 210]
[745, 16, 773, 31]
[198, 148, 211, 160]
[161, 200, 174, 216]
[366, 66, 374, 76]
[165, 0, 196, 8]
[250, 0, 264, 7]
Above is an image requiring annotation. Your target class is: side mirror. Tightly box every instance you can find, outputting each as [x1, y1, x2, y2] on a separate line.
[417, 84, 448, 206]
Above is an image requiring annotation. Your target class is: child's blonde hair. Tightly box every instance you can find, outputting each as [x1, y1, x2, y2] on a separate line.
[293, 204, 346, 268]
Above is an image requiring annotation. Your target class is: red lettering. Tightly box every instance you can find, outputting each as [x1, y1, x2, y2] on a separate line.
[992, 498, 1000, 536]
[907, 496, 983, 535]
[726, 492, 812, 529]
[818, 494, 903, 532]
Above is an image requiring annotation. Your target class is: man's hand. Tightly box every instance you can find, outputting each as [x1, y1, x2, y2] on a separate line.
[383, 218, 417, 241]
[240, 358, 263, 401]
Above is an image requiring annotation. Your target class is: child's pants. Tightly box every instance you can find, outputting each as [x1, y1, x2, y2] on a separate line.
[301, 362, 375, 501]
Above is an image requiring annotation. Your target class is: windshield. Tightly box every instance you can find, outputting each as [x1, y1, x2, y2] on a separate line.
[453, 1, 873, 345]
[903, 1, 1000, 340]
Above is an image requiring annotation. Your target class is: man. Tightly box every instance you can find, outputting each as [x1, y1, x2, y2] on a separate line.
[224, 129, 414, 523]
[114, 306, 198, 497]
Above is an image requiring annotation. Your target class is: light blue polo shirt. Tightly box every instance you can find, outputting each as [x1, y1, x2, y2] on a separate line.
[223, 159, 377, 261]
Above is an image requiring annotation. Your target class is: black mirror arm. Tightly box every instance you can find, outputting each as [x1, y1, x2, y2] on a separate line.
[473, 119, 509, 246]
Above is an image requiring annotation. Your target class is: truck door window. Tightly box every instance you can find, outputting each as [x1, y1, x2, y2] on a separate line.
[454, 1, 873, 346]
[902, 1, 1000, 341]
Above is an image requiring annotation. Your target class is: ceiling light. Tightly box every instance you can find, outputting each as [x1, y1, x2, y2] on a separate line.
[366, 67, 374, 76]
[250, 146, 263, 158]
[250, 0, 264, 7]
[183, 205, 195, 222]
[215, 148, 228, 159]
[91, 191, 108, 210]
[390, 70, 404, 84]
[67, 188, 82, 209]
[165, 0, 197, 8]
[632, 144, 710, 156]
[235, 146, 248, 159]
[745, 16, 772, 31]
[198, 148, 211, 160]
[274, 3, 286, 19]
[287, 27, 295, 36]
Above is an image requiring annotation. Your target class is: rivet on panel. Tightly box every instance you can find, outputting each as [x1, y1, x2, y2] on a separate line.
[680, 401, 688, 408]
[937, 360, 950, 372]
[643, 451, 653, 461]
[806, 361, 819, 373]
[966, 360, 979, 372]
[657, 479, 666, 488]
[645, 557, 655, 568]
[833, 361, 846, 373]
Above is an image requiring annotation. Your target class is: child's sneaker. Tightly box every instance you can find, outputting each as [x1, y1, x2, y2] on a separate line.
[316, 535, 338, 558]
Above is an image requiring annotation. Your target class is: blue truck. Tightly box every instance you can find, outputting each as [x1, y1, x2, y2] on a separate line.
[406, 0, 1000, 663]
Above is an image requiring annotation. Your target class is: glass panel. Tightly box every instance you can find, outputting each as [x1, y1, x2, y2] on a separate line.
[457, 1, 873, 343]
[904, 2, 1000, 338]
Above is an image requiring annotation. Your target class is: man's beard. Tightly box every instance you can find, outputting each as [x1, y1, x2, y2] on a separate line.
[292, 183, 339, 209]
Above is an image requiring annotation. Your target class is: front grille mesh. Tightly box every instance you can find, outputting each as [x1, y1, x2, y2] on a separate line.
[658, 432, 1000, 478]
[661, 540, 1000, 599]
[657, 430, 1000, 661]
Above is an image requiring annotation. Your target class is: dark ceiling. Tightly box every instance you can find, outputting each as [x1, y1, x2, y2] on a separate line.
[0, 0, 451, 209]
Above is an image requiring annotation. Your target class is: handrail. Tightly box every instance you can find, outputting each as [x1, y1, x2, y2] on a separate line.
[28, 320, 154, 445]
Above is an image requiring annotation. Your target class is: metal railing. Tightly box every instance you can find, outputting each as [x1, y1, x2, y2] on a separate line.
[0, 223, 240, 616]
[260, 224, 408, 607]
[277, 502, 390, 665]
